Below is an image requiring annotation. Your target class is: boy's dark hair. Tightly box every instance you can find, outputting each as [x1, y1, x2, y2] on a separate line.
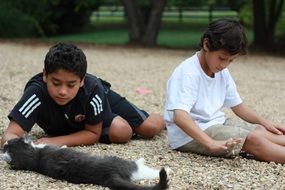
[44, 43, 87, 80]
[199, 18, 248, 55]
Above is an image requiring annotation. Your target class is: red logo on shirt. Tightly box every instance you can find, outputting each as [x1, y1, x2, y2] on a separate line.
[74, 114, 85, 122]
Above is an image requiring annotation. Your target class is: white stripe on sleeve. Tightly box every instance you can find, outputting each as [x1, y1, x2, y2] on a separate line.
[18, 94, 41, 118]
[90, 94, 103, 116]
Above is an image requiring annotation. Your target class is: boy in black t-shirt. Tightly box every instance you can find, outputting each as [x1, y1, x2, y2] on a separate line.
[1, 43, 165, 147]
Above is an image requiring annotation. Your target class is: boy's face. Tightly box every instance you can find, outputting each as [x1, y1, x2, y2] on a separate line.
[200, 39, 239, 77]
[43, 69, 84, 105]
[205, 49, 238, 73]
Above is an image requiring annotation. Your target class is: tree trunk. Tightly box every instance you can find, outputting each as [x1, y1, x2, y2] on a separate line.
[121, 0, 166, 46]
[121, 0, 145, 44]
[252, 0, 266, 47]
[252, 0, 284, 50]
[266, 0, 284, 47]
[142, 0, 166, 46]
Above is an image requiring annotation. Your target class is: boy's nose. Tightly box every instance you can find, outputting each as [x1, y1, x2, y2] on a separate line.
[59, 88, 67, 96]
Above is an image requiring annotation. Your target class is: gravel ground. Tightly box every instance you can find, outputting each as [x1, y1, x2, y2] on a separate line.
[0, 42, 285, 190]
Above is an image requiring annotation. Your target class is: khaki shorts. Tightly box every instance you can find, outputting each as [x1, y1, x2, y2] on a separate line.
[177, 119, 256, 158]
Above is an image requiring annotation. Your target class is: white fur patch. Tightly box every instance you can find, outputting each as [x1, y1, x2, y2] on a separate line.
[30, 141, 47, 149]
[131, 158, 160, 181]
[2, 152, 12, 163]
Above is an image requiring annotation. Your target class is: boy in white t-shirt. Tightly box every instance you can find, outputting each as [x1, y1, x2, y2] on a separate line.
[164, 18, 285, 163]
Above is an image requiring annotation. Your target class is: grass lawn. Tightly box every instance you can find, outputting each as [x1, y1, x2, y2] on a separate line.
[48, 30, 128, 45]
[47, 10, 253, 49]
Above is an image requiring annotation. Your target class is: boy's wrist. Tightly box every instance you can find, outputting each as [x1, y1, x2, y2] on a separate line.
[201, 137, 214, 150]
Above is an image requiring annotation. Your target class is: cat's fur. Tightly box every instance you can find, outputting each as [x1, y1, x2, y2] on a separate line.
[2, 136, 168, 190]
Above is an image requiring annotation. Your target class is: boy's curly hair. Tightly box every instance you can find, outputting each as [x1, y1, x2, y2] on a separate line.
[44, 43, 87, 80]
[199, 19, 248, 55]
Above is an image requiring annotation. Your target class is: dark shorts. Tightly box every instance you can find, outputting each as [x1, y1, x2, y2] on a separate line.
[99, 82, 149, 143]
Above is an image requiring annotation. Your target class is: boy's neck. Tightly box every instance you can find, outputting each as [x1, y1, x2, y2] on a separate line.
[197, 50, 214, 78]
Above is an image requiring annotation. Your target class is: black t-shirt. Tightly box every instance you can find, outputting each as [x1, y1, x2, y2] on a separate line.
[8, 73, 111, 136]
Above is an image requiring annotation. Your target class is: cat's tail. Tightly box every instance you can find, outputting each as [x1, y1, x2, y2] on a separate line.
[150, 167, 168, 190]
[107, 168, 168, 190]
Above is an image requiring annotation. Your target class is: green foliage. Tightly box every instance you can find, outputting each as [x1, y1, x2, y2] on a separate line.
[0, 0, 99, 38]
[0, 4, 43, 37]
[238, 1, 253, 27]
[0, 0, 53, 36]
[45, 0, 100, 35]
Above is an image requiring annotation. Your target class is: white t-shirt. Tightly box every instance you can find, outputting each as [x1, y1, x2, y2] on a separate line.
[164, 52, 242, 149]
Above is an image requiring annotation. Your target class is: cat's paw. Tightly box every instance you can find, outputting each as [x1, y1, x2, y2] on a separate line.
[60, 145, 67, 149]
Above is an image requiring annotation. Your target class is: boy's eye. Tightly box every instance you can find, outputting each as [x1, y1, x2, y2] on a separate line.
[52, 82, 60, 86]
[67, 84, 75, 88]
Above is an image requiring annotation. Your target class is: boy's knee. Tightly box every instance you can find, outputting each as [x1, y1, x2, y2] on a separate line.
[137, 125, 158, 138]
[244, 131, 265, 155]
[135, 115, 166, 138]
[148, 114, 166, 129]
[246, 131, 262, 145]
[108, 125, 132, 143]
[108, 118, 133, 143]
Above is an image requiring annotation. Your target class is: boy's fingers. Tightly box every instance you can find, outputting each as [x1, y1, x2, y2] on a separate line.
[275, 125, 285, 134]
[271, 127, 282, 135]
[226, 138, 240, 145]
[233, 138, 242, 143]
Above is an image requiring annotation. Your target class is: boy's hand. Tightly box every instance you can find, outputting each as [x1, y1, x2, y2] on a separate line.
[275, 123, 285, 134]
[35, 137, 63, 147]
[208, 138, 242, 154]
[207, 140, 228, 153]
[261, 119, 285, 135]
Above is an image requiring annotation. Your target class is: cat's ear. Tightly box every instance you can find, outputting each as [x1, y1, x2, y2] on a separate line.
[23, 132, 32, 144]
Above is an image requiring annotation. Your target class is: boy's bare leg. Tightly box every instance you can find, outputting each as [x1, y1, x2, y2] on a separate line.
[134, 113, 166, 138]
[254, 125, 285, 146]
[108, 116, 133, 143]
[242, 130, 285, 163]
[109, 114, 165, 142]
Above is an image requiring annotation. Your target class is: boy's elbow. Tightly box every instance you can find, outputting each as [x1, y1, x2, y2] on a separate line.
[173, 109, 186, 124]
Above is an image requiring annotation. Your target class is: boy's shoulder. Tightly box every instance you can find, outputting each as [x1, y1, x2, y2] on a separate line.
[172, 54, 201, 77]
[84, 73, 102, 89]
[79, 73, 106, 98]
[24, 73, 46, 92]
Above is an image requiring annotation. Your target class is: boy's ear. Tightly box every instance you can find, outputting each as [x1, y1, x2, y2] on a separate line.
[80, 76, 85, 87]
[203, 38, 209, 51]
[42, 69, 47, 83]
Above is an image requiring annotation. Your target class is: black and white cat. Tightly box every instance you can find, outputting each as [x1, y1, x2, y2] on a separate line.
[2, 136, 169, 190]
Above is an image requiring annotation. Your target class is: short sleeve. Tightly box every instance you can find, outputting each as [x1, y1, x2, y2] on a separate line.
[85, 83, 110, 125]
[223, 72, 242, 108]
[8, 85, 43, 132]
[165, 74, 199, 113]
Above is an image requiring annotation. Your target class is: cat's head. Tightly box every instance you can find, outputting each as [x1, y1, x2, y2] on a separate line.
[2, 134, 40, 170]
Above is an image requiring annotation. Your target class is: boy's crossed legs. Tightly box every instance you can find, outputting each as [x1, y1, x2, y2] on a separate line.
[243, 125, 285, 163]
[178, 121, 285, 163]
[99, 89, 165, 144]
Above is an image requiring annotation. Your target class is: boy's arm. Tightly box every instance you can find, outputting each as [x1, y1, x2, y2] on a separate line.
[231, 103, 285, 134]
[174, 109, 231, 153]
[35, 122, 103, 147]
[1, 121, 26, 147]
